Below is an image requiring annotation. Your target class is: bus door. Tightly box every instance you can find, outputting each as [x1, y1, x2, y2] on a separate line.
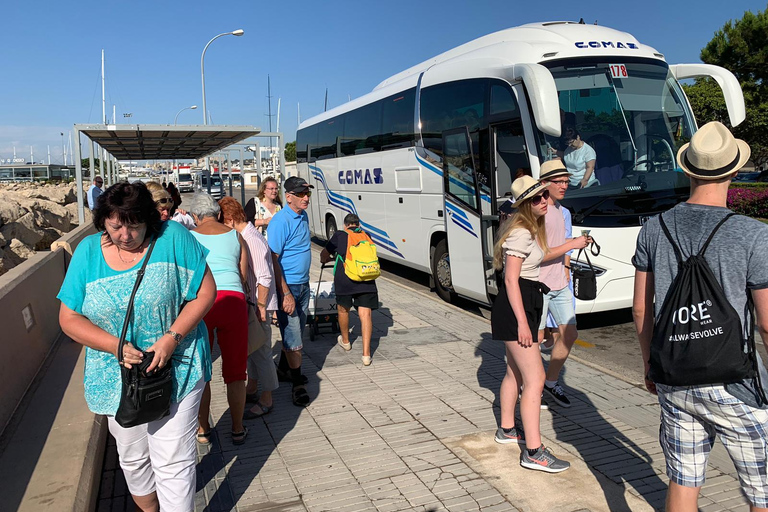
[441, 128, 490, 303]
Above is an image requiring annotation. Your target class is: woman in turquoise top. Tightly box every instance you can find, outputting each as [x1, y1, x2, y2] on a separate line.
[186, 193, 250, 446]
[58, 181, 216, 512]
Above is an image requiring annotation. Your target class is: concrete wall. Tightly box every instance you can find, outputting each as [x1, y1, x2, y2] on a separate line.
[0, 222, 96, 434]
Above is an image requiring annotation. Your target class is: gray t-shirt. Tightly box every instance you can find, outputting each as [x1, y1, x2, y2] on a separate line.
[633, 202, 768, 404]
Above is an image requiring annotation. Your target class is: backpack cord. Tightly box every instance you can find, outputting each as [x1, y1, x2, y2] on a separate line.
[745, 293, 768, 405]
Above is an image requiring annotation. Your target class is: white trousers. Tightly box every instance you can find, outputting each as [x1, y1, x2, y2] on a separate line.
[107, 378, 205, 512]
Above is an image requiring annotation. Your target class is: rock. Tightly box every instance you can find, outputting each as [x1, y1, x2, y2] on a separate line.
[22, 183, 77, 205]
[1, 213, 43, 248]
[7, 239, 35, 263]
[65, 203, 92, 226]
[0, 196, 24, 228]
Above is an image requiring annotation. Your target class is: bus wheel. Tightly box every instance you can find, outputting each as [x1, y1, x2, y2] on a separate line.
[432, 239, 456, 303]
[326, 216, 337, 239]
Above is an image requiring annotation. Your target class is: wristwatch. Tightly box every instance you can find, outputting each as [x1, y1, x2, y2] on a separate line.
[165, 330, 183, 344]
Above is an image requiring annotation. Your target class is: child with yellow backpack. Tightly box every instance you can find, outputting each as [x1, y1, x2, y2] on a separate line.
[320, 213, 380, 366]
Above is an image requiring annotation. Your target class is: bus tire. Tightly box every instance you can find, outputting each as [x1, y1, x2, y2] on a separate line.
[326, 215, 337, 240]
[432, 239, 456, 303]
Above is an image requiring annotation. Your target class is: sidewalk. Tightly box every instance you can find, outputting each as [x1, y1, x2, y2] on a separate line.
[98, 259, 750, 512]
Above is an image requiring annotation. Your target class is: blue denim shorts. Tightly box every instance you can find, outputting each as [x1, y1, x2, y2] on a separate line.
[538, 285, 577, 330]
[276, 283, 309, 352]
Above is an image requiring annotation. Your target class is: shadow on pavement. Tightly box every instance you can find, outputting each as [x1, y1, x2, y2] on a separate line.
[474, 335, 667, 512]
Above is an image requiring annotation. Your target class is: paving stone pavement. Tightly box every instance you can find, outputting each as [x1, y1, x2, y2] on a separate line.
[98, 258, 751, 512]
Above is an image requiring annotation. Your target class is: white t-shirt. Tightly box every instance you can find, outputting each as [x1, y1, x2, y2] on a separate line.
[502, 228, 544, 280]
[564, 142, 597, 187]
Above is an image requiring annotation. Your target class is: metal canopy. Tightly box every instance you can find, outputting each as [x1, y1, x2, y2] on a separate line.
[74, 124, 261, 160]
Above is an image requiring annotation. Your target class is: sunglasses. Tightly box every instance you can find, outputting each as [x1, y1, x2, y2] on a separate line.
[530, 190, 550, 205]
[156, 197, 173, 206]
[291, 190, 312, 198]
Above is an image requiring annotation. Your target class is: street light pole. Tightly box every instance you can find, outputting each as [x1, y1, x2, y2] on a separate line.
[200, 29, 244, 126]
[200, 29, 244, 172]
[174, 105, 198, 125]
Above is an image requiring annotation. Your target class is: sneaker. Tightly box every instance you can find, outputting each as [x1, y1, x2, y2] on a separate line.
[544, 383, 572, 408]
[494, 426, 526, 445]
[539, 341, 554, 354]
[362, 355, 372, 366]
[337, 335, 352, 351]
[520, 446, 570, 473]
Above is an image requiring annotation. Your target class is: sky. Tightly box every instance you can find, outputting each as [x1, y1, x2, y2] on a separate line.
[0, 0, 763, 164]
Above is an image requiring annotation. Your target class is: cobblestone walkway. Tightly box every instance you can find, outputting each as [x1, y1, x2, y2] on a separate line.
[98, 262, 750, 512]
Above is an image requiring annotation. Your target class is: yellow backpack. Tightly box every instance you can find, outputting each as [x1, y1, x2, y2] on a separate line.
[342, 228, 380, 281]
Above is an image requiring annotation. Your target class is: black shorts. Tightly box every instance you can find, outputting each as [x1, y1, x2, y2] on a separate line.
[491, 278, 549, 341]
[336, 292, 379, 310]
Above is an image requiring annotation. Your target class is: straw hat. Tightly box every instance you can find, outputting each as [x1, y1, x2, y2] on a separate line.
[539, 159, 571, 180]
[677, 121, 750, 180]
[510, 176, 548, 207]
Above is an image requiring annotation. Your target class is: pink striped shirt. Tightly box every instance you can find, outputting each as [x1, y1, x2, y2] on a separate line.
[241, 222, 278, 312]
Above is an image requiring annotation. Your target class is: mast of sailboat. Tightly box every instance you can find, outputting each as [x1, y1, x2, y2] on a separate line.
[102, 50, 106, 125]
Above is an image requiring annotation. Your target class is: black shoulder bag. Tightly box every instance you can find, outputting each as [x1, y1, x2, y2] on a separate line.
[572, 243, 599, 300]
[114, 238, 174, 428]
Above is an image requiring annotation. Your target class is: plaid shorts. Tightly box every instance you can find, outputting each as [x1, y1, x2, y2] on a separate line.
[657, 383, 768, 507]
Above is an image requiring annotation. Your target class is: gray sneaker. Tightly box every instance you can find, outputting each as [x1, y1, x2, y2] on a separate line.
[494, 426, 526, 445]
[520, 446, 570, 473]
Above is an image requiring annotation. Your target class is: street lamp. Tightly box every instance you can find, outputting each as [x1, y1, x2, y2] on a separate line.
[200, 29, 244, 126]
[174, 105, 198, 125]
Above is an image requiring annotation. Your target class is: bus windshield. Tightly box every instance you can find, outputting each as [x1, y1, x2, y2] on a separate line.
[536, 59, 696, 226]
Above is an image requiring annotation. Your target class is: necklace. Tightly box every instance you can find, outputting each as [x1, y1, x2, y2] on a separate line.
[117, 245, 143, 264]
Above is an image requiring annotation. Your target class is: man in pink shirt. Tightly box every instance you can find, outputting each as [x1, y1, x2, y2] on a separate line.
[537, 160, 587, 408]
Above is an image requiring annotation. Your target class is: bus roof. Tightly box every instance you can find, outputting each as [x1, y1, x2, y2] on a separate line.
[298, 21, 663, 130]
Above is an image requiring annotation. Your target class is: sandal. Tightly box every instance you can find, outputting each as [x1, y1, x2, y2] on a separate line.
[232, 427, 248, 445]
[244, 402, 274, 419]
[292, 385, 311, 407]
[197, 430, 213, 446]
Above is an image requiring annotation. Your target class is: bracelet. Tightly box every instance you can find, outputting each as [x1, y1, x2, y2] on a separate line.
[257, 301, 267, 307]
[165, 330, 183, 344]
[564, 265, 571, 269]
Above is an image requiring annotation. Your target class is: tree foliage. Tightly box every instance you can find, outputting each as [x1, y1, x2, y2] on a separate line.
[683, 7, 768, 165]
[284, 141, 296, 162]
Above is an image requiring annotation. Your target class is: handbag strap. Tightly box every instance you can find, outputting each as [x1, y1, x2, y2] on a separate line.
[576, 247, 595, 273]
[117, 237, 157, 365]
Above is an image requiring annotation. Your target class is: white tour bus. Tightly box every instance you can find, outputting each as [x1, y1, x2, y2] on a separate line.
[296, 21, 745, 312]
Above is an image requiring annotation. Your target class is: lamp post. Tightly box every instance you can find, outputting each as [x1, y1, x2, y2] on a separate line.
[174, 105, 198, 125]
[200, 29, 244, 126]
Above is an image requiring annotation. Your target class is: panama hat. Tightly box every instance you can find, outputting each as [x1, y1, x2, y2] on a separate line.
[677, 121, 750, 180]
[539, 159, 571, 180]
[510, 175, 548, 207]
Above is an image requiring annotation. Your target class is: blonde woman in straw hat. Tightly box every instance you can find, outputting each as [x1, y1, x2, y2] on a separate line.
[633, 121, 768, 511]
[491, 175, 572, 473]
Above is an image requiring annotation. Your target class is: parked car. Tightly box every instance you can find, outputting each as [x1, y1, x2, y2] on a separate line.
[177, 173, 195, 192]
[199, 174, 224, 199]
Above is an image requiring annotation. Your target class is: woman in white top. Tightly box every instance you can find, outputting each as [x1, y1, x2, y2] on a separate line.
[561, 128, 597, 189]
[246, 177, 282, 238]
[491, 175, 586, 473]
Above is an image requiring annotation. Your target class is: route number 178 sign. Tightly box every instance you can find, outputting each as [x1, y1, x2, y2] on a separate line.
[610, 64, 628, 79]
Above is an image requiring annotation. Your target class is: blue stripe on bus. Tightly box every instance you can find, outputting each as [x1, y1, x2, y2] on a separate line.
[451, 217, 478, 238]
[414, 154, 491, 204]
[308, 165, 404, 258]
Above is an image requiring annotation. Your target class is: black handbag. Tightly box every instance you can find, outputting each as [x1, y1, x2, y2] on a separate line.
[572, 247, 598, 301]
[114, 238, 174, 428]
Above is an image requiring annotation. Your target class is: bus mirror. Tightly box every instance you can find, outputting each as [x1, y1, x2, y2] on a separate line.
[512, 63, 561, 137]
[669, 64, 746, 127]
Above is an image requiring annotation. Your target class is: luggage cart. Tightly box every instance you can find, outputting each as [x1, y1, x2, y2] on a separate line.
[307, 262, 338, 341]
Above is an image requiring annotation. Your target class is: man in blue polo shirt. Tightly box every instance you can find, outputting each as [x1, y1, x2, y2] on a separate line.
[267, 176, 314, 407]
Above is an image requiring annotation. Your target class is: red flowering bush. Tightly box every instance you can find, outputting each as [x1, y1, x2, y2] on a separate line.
[728, 187, 768, 218]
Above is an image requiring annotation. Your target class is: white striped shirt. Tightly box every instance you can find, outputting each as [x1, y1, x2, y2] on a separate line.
[241, 222, 278, 312]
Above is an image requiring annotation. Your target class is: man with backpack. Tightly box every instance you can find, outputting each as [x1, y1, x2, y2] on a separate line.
[320, 213, 380, 366]
[632, 122, 768, 511]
